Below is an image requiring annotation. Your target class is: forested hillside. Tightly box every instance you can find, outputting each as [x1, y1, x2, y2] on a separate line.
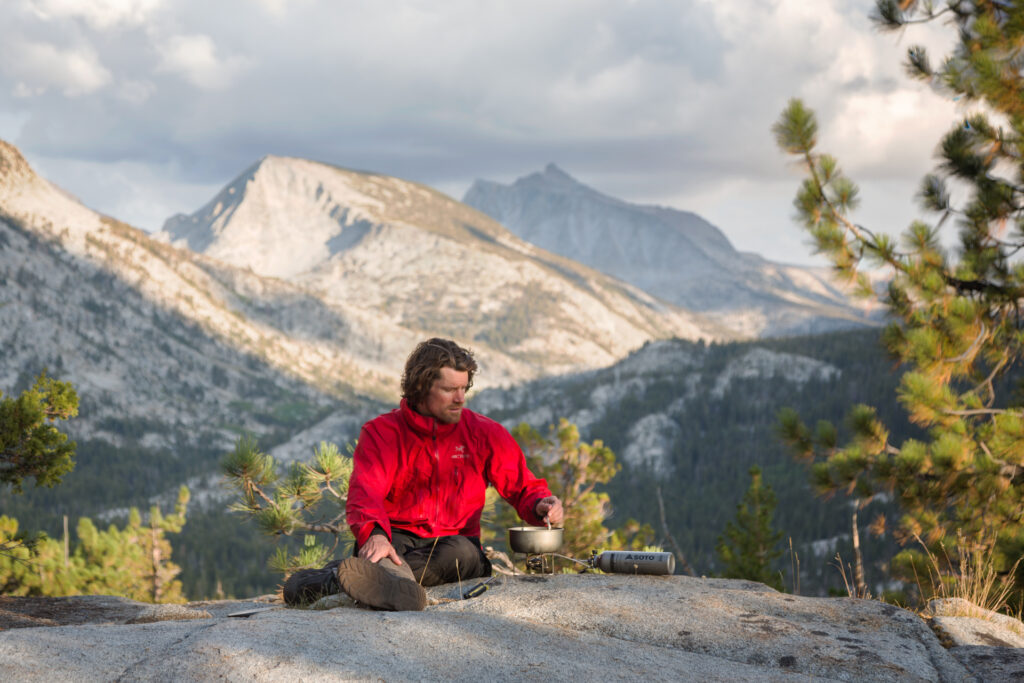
[477, 326, 918, 595]
[3, 327, 913, 599]
[0, 404, 374, 599]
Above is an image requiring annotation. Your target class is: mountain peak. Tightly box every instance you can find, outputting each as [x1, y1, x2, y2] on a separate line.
[252, 153, 298, 172]
[509, 163, 585, 193]
[0, 139, 102, 242]
[0, 139, 37, 190]
[542, 162, 573, 180]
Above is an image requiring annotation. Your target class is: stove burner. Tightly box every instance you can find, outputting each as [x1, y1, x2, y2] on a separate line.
[524, 553, 555, 574]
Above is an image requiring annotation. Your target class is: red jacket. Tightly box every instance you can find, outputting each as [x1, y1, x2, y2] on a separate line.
[346, 399, 551, 546]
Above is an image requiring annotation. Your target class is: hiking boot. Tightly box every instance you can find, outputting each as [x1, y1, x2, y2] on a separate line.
[336, 556, 427, 611]
[282, 559, 342, 606]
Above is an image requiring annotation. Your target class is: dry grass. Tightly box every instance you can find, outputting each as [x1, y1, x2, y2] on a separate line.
[912, 531, 1022, 620]
[831, 552, 871, 599]
[826, 530, 1024, 642]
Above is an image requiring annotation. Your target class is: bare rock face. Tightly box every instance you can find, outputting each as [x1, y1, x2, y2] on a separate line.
[1, 574, 1010, 682]
[160, 154, 732, 382]
[927, 598, 1024, 648]
[0, 140, 33, 186]
[925, 598, 1024, 681]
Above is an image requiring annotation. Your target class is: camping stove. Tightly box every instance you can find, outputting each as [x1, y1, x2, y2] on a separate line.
[523, 553, 556, 574]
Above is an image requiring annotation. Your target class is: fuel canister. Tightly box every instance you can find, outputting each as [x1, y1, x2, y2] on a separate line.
[591, 550, 675, 575]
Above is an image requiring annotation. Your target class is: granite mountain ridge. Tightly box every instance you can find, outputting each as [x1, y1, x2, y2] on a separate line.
[463, 163, 880, 338]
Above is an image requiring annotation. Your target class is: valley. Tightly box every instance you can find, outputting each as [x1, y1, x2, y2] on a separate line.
[0, 138, 896, 599]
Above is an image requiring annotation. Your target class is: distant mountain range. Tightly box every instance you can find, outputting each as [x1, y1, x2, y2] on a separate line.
[0, 141, 731, 511]
[464, 164, 881, 337]
[0, 140, 377, 459]
[0, 137, 882, 492]
[160, 155, 728, 384]
[0, 138, 892, 598]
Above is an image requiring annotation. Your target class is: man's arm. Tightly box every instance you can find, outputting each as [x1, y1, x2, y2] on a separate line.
[485, 423, 560, 526]
[346, 425, 398, 548]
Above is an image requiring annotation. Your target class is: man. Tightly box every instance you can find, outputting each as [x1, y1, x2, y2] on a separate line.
[284, 338, 564, 610]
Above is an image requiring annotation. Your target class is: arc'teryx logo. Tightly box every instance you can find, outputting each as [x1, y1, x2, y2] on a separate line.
[452, 445, 466, 459]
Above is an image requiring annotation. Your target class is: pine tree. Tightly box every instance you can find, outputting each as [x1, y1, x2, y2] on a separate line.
[774, 0, 1024, 602]
[73, 488, 191, 603]
[138, 486, 190, 603]
[0, 488, 190, 602]
[494, 419, 654, 564]
[505, 420, 619, 557]
[221, 437, 353, 575]
[715, 466, 784, 591]
[0, 371, 78, 492]
[0, 372, 191, 602]
[0, 516, 77, 596]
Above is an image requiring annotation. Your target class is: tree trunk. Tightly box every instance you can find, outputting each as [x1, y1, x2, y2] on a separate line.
[63, 515, 69, 570]
[151, 524, 162, 603]
[656, 486, 695, 576]
[852, 505, 867, 598]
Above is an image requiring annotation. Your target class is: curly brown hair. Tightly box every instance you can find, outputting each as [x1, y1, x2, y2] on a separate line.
[401, 338, 478, 407]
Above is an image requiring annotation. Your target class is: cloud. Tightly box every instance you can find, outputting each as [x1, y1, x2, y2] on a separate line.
[27, 0, 163, 30]
[829, 89, 956, 177]
[116, 78, 156, 105]
[156, 33, 250, 90]
[30, 154, 222, 230]
[0, 0, 973, 266]
[2, 39, 112, 97]
[250, 0, 298, 16]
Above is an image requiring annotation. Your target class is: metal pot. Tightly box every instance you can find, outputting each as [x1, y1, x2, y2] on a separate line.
[508, 526, 563, 554]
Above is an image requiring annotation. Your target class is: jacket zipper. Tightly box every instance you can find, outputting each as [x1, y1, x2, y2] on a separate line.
[432, 422, 440, 525]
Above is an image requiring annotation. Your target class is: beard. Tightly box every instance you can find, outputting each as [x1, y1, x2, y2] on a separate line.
[433, 405, 463, 424]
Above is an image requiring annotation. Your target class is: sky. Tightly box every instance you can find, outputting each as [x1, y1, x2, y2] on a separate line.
[0, 0, 964, 267]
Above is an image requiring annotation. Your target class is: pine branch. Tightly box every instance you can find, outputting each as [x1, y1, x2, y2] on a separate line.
[795, 139, 912, 272]
[247, 482, 276, 508]
[872, 5, 958, 27]
[944, 322, 988, 364]
[299, 521, 347, 534]
[993, 240, 1024, 257]
[944, 274, 1024, 298]
[973, 351, 1010, 405]
[942, 407, 1024, 417]
[978, 440, 1024, 482]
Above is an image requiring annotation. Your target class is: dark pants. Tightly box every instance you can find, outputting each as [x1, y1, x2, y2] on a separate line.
[356, 530, 492, 587]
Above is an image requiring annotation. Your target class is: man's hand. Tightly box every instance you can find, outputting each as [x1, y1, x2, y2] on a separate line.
[534, 496, 564, 526]
[358, 533, 403, 565]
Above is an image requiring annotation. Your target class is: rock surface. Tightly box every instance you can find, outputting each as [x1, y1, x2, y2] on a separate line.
[927, 598, 1024, 648]
[925, 598, 1024, 681]
[3, 574, 1017, 681]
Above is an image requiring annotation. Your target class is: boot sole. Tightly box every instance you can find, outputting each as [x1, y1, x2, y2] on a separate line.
[337, 557, 426, 611]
